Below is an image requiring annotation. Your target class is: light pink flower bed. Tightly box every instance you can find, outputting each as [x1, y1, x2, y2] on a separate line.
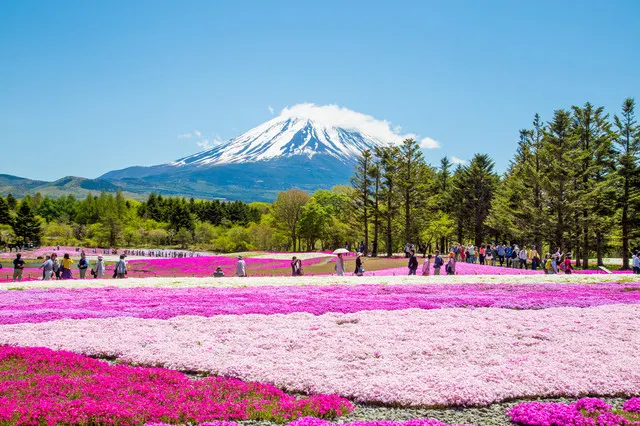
[1, 304, 639, 407]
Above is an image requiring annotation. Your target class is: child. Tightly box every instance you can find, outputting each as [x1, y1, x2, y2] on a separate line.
[544, 254, 553, 274]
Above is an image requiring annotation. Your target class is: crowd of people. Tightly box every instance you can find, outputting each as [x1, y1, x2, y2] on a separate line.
[5, 251, 128, 282]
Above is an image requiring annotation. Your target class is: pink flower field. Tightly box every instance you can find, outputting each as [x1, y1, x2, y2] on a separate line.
[1, 252, 639, 425]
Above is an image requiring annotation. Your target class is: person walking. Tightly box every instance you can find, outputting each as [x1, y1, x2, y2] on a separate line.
[335, 253, 345, 276]
[354, 253, 364, 276]
[433, 250, 443, 275]
[235, 255, 246, 277]
[12, 253, 25, 282]
[408, 249, 418, 275]
[93, 255, 105, 279]
[422, 254, 432, 276]
[445, 252, 456, 275]
[114, 254, 127, 279]
[497, 244, 505, 267]
[78, 253, 89, 279]
[544, 254, 553, 274]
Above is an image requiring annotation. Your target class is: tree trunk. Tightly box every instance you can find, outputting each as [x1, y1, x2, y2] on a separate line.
[581, 222, 589, 270]
[622, 177, 630, 269]
[596, 231, 604, 267]
[372, 175, 380, 257]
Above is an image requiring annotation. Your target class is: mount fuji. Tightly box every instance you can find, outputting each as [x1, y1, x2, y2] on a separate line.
[100, 104, 428, 201]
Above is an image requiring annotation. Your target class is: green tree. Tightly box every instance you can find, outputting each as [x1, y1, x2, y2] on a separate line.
[350, 150, 373, 255]
[13, 202, 42, 244]
[397, 139, 429, 244]
[0, 197, 12, 226]
[613, 98, 640, 269]
[273, 189, 310, 251]
[376, 145, 400, 256]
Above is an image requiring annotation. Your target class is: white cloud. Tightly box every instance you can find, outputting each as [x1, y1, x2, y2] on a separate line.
[419, 137, 440, 149]
[177, 133, 192, 139]
[278, 103, 436, 146]
[193, 130, 202, 138]
[451, 155, 468, 165]
[268, 105, 275, 115]
[196, 135, 224, 150]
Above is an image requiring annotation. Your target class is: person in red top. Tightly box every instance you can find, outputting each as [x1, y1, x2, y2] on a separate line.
[563, 254, 573, 274]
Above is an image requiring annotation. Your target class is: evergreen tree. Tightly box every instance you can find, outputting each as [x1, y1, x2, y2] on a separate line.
[541, 109, 575, 251]
[0, 197, 12, 226]
[455, 154, 498, 246]
[14, 201, 42, 244]
[613, 98, 640, 269]
[397, 138, 429, 244]
[350, 150, 373, 255]
[6, 194, 17, 211]
[376, 145, 400, 256]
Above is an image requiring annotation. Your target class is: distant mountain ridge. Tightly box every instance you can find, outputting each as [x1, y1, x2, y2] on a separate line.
[5, 105, 416, 201]
[99, 105, 393, 201]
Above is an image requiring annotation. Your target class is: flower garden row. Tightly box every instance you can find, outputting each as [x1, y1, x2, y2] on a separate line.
[1, 257, 639, 425]
[0, 283, 639, 324]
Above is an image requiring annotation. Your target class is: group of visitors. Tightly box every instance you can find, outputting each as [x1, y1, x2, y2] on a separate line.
[409, 250, 456, 276]
[6, 252, 128, 281]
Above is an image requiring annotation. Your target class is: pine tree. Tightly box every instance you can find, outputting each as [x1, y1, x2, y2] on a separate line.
[397, 138, 429, 244]
[6, 194, 17, 211]
[14, 201, 42, 244]
[455, 154, 498, 246]
[0, 197, 12, 226]
[377, 145, 400, 257]
[541, 110, 575, 251]
[613, 98, 640, 269]
[350, 150, 373, 255]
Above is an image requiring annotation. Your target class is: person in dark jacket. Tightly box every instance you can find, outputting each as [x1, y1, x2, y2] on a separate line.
[408, 249, 418, 275]
[433, 250, 443, 275]
[354, 253, 364, 276]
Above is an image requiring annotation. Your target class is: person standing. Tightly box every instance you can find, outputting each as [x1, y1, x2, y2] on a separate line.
[78, 253, 89, 279]
[335, 253, 345, 276]
[61, 254, 74, 279]
[530, 246, 540, 271]
[408, 249, 418, 275]
[114, 254, 127, 279]
[12, 253, 25, 282]
[445, 252, 456, 275]
[354, 253, 364, 276]
[518, 246, 528, 270]
[497, 244, 505, 267]
[433, 250, 443, 275]
[632, 251, 640, 274]
[94, 255, 105, 279]
[422, 254, 432, 276]
[562, 254, 573, 274]
[291, 256, 302, 276]
[41, 255, 53, 280]
[235, 256, 246, 277]
[51, 253, 60, 279]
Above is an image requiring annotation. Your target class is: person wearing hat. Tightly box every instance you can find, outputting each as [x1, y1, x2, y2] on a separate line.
[93, 255, 105, 279]
[446, 252, 456, 275]
[236, 255, 247, 277]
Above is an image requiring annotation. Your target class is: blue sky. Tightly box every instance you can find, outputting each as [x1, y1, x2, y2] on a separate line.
[1, 0, 639, 181]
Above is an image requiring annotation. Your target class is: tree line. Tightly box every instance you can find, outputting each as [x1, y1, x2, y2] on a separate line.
[1, 98, 637, 268]
[349, 98, 640, 269]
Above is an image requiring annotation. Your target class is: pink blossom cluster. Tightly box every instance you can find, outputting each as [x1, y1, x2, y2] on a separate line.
[624, 399, 640, 413]
[126, 255, 326, 278]
[1, 283, 639, 325]
[287, 417, 470, 426]
[508, 398, 640, 425]
[2, 305, 639, 407]
[0, 346, 353, 425]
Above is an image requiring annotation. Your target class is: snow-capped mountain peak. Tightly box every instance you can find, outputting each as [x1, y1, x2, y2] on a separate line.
[171, 104, 412, 167]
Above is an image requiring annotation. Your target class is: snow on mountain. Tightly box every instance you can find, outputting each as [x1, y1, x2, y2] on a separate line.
[171, 104, 417, 167]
